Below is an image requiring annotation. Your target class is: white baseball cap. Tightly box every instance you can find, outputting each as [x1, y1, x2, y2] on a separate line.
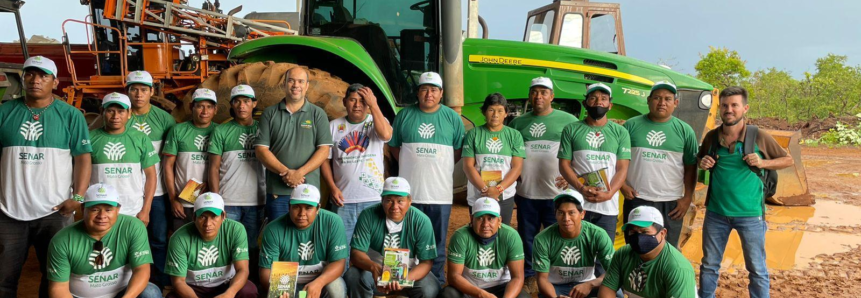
[126, 70, 153, 87]
[192, 88, 218, 103]
[553, 188, 584, 207]
[650, 81, 677, 95]
[102, 92, 131, 109]
[23, 56, 58, 76]
[194, 192, 225, 217]
[472, 197, 501, 218]
[290, 184, 321, 207]
[230, 84, 256, 101]
[380, 177, 411, 197]
[530, 77, 553, 90]
[624, 206, 665, 229]
[84, 183, 121, 208]
[418, 72, 443, 89]
[585, 83, 612, 97]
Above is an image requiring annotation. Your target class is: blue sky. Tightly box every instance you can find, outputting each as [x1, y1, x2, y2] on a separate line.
[3, 0, 858, 77]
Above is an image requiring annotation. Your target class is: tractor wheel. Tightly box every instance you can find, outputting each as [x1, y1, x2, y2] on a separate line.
[172, 61, 349, 124]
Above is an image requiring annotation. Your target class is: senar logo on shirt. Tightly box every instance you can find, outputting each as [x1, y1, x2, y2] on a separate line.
[89, 248, 114, 270]
[561, 245, 582, 265]
[418, 123, 436, 139]
[298, 241, 315, 260]
[384, 234, 401, 249]
[238, 133, 256, 149]
[197, 245, 219, 267]
[103, 142, 127, 161]
[529, 123, 547, 138]
[628, 266, 648, 292]
[194, 135, 210, 151]
[19, 120, 44, 141]
[646, 130, 667, 147]
[477, 247, 496, 267]
[585, 131, 605, 148]
[132, 122, 152, 135]
[485, 137, 503, 153]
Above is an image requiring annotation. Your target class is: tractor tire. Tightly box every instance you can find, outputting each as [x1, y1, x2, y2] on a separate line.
[172, 61, 349, 124]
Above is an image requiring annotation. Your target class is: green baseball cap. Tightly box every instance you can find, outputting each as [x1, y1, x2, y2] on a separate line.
[380, 177, 411, 197]
[84, 183, 120, 208]
[472, 197, 501, 218]
[650, 81, 678, 95]
[623, 206, 664, 230]
[194, 192, 225, 217]
[290, 184, 321, 207]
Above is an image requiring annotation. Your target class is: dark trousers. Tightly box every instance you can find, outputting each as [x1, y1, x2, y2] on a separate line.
[0, 211, 72, 298]
[622, 197, 684, 247]
[467, 197, 515, 225]
[148, 195, 170, 287]
[412, 203, 452, 285]
[172, 206, 194, 230]
[441, 284, 530, 298]
[515, 195, 557, 277]
[165, 281, 258, 298]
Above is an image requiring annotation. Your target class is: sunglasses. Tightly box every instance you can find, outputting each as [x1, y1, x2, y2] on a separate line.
[93, 240, 105, 266]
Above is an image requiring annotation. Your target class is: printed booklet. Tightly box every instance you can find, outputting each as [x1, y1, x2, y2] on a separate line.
[377, 248, 414, 287]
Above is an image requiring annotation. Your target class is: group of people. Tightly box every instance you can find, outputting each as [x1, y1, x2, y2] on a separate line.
[0, 55, 792, 298]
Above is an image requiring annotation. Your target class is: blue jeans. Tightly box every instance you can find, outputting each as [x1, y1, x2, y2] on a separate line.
[225, 206, 263, 250]
[329, 201, 378, 243]
[297, 277, 347, 298]
[265, 194, 292, 221]
[104, 282, 161, 298]
[344, 266, 440, 298]
[412, 203, 451, 285]
[147, 195, 169, 287]
[515, 195, 557, 277]
[699, 210, 769, 298]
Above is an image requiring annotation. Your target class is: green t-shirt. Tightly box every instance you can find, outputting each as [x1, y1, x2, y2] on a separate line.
[254, 100, 333, 195]
[532, 222, 614, 285]
[602, 244, 697, 298]
[165, 219, 249, 287]
[90, 128, 160, 216]
[462, 125, 526, 205]
[208, 120, 264, 206]
[708, 142, 766, 217]
[162, 121, 218, 207]
[508, 110, 578, 200]
[128, 105, 176, 196]
[623, 115, 698, 202]
[557, 121, 631, 216]
[0, 98, 93, 220]
[447, 224, 524, 288]
[350, 203, 437, 266]
[47, 215, 153, 298]
[259, 209, 348, 283]
[389, 105, 465, 204]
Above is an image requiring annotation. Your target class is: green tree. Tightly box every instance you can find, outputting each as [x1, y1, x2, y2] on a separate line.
[694, 46, 751, 91]
[810, 54, 861, 118]
[748, 68, 799, 121]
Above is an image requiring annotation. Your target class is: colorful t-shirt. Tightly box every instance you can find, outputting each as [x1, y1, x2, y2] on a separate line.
[602, 244, 697, 298]
[162, 121, 218, 207]
[47, 215, 153, 298]
[508, 110, 578, 200]
[557, 121, 631, 216]
[0, 98, 92, 220]
[165, 219, 250, 287]
[350, 203, 437, 266]
[89, 128, 160, 216]
[128, 106, 175, 196]
[532, 222, 614, 285]
[208, 120, 264, 206]
[328, 115, 390, 204]
[259, 210, 349, 284]
[447, 224, 525, 288]
[462, 125, 526, 205]
[389, 105, 465, 204]
[623, 115, 698, 202]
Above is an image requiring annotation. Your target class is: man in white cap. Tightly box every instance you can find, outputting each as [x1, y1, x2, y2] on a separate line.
[389, 71, 465, 284]
[345, 177, 440, 298]
[321, 83, 392, 244]
[165, 192, 257, 298]
[621, 81, 699, 248]
[255, 67, 333, 221]
[507, 77, 578, 287]
[533, 189, 615, 298]
[0, 55, 93, 297]
[208, 84, 265, 279]
[47, 183, 162, 298]
[598, 206, 696, 298]
[259, 184, 348, 298]
[163, 88, 219, 228]
[443, 197, 528, 298]
[89, 92, 159, 221]
[558, 83, 631, 243]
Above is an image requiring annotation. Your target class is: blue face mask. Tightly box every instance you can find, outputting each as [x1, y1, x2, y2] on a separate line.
[626, 231, 662, 255]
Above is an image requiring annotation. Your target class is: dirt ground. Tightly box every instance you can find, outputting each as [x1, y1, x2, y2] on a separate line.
[16, 146, 861, 297]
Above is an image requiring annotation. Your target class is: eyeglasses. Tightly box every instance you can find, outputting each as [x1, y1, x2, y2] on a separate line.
[93, 240, 105, 266]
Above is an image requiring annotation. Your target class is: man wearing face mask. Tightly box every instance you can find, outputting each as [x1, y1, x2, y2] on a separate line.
[558, 83, 631, 242]
[598, 206, 696, 298]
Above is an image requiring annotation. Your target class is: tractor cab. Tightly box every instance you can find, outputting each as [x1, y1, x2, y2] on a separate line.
[524, 0, 626, 55]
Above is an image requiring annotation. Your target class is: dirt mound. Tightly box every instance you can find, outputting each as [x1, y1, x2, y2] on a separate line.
[748, 116, 860, 139]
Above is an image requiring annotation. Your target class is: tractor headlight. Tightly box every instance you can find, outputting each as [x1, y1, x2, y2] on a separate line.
[699, 92, 712, 110]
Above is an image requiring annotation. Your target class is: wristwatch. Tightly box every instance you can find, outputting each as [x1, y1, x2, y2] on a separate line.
[72, 194, 85, 203]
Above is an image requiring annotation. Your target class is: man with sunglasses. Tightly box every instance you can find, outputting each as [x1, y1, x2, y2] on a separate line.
[47, 183, 162, 298]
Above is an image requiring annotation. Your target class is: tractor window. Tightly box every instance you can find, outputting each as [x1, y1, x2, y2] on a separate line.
[589, 14, 618, 53]
[559, 13, 583, 48]
[524, 10, 555, 44]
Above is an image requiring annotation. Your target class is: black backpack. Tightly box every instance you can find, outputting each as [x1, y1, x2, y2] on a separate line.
[705, 125, 778, 211]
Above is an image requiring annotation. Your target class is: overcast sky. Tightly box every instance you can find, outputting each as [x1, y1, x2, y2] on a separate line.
[2, 0, 858, 77]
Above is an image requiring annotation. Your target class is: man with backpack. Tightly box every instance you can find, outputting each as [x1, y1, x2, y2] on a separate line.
[696, 86, 793, 298]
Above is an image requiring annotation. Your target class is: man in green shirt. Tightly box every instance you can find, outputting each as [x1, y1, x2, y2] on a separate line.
[259, 184, 347, 298]
[599, 206, 697, 298]
[345, 177, 440, 298]
[443, 197, 528, 298]
[165, 192, 257, 298]
[47, 183, 162, 298]
[621, 81, 699, 248]
[163, 88, 219, 228]
[255, 67, 333, 221]
[533, 189, 614, 298]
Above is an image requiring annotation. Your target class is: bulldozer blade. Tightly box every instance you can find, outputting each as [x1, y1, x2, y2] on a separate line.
[763, 129, 814, 206]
